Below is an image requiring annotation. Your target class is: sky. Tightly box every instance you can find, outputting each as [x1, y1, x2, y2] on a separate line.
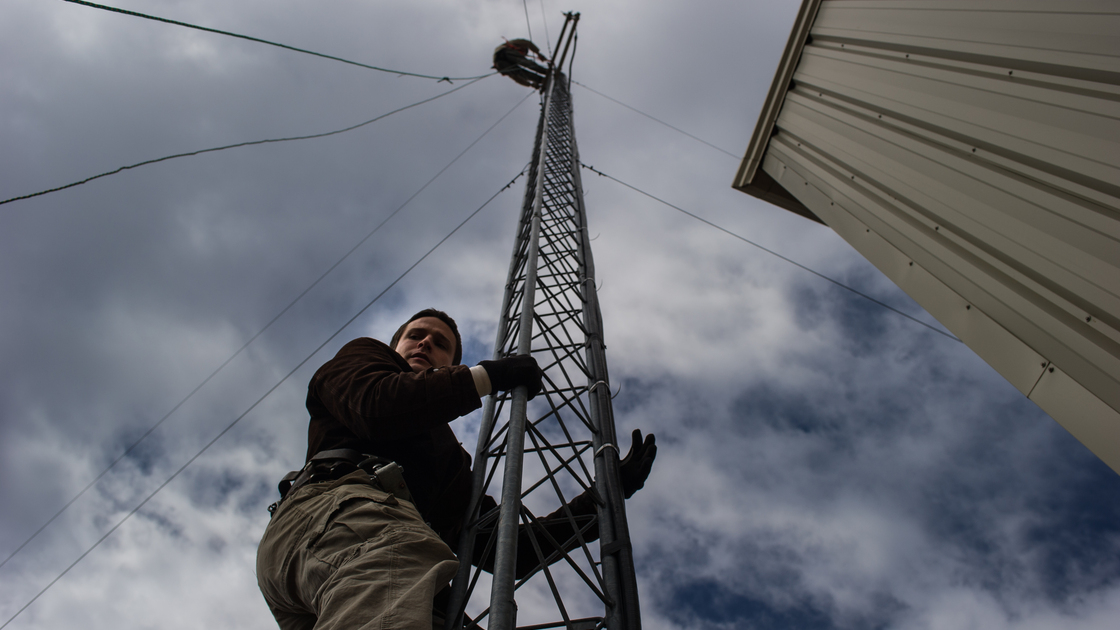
[2, 1, 1119, 629]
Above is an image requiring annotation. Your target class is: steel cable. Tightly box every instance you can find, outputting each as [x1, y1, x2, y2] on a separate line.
[572, 81, 741, 159]
[581, 163, 962, 343]
[0, 90, 533, 574]
[539, 0, 553, 58]
[522, 0, 534, 42]
[0, 75, 493, 208]
[61, 0, 490, 82]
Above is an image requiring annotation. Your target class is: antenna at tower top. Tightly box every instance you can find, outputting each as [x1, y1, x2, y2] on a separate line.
[551, 12, 580, 73]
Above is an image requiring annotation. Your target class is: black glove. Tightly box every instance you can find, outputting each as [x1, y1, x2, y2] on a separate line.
[479, 355, 543, 400]
[619, 429, 656, 499]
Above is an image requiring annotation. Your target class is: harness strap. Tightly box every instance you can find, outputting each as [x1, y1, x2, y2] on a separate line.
[269, 450, 403, 515]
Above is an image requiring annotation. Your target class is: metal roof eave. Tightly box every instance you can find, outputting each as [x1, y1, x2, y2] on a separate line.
[733, 0, 824, 224]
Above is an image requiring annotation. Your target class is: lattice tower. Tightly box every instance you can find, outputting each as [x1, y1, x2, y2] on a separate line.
[445, 21, 641, 630]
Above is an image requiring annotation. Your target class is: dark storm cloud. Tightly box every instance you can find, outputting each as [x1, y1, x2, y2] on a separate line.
[608, 237, 1120, 627]
[667, 578, 841, 630]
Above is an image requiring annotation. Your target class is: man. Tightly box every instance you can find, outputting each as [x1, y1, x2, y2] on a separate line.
[492, 38, 550, 89]
[256, 309, 656, 629]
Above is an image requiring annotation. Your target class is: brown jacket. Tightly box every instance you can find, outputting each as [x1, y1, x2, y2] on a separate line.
[306, 337, 481, 545]
[305, 338, 597, 575]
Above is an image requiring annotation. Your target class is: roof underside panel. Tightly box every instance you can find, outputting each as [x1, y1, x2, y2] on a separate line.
[737, 0, 1120, 472]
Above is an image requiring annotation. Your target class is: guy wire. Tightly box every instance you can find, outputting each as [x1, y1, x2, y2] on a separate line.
[62, 0, 490, 82]
[0, 91, 533, 574]
[0, 166, 530, 630]
[581, 163, 962, 343]
[1, 75, 494, 207]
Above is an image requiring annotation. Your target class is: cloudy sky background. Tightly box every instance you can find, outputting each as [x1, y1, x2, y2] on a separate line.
[2, 1, 1119, 628]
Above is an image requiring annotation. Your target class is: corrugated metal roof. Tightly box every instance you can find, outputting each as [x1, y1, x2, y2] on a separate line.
[735, 0, 1120, 473]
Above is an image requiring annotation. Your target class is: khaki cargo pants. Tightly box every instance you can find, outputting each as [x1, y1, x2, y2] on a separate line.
[257, 471, 459, 630]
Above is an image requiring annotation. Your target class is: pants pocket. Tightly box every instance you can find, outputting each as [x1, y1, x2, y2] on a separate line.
[309, 485, 417, 568]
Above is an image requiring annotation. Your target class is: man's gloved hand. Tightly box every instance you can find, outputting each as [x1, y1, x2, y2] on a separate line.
[478, 355, 543, 400]
[619, 429, 657, 499]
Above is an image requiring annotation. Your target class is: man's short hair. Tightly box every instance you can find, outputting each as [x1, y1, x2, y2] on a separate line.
[390, 308, 463, 365]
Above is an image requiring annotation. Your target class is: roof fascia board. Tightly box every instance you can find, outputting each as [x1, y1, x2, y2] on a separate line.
[734, 0, 823, 191]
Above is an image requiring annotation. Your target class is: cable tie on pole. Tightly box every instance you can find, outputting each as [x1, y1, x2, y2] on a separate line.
[600, 539, 632, 556]
[595, 443, 619, 458]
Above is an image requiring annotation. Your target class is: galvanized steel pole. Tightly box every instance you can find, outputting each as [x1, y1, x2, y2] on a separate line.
[487, 64, 555, 630]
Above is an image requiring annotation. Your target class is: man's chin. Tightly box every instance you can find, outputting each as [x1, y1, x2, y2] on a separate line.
[407, 359, 430, 373]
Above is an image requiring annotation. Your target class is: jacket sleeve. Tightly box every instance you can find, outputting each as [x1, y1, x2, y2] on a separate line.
[310, 337, 482, 442]
[472, 489, 601, 579]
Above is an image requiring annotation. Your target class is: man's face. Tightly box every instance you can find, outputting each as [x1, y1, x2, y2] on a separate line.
[394, 317, 457, 373]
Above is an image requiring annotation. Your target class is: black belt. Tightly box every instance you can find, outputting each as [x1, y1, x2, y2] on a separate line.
[269, 449, 408, 515]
